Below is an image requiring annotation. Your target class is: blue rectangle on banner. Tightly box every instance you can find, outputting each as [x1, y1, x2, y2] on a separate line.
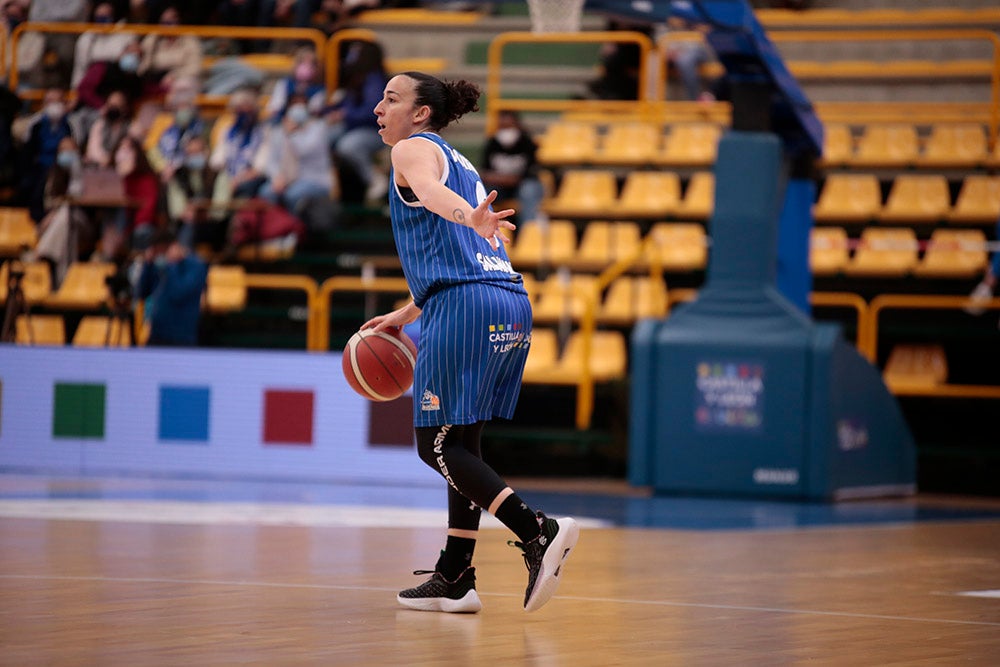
[159, 386, 210, 442]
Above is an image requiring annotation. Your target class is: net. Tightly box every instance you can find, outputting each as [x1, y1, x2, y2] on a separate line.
[526, 0, 586, 33]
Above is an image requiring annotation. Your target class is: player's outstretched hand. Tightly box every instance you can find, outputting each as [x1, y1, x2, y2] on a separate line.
[471, 190, 516, 251]
[362, 301, 422, 333]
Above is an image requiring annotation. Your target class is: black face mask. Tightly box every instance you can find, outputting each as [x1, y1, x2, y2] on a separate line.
[105, 108, 123, 122]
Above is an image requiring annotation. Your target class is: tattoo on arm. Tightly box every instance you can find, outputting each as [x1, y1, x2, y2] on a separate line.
[452, 208, 466, 226]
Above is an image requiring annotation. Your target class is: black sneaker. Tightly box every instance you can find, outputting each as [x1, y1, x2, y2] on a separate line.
[397, 566, 482, 613]
[509, 511, 580, 612]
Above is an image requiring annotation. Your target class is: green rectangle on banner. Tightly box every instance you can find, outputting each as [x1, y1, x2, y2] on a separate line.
[53, 382, 106, 439]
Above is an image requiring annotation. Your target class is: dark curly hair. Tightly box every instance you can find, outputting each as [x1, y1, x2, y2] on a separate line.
[401, 71, 480, 131]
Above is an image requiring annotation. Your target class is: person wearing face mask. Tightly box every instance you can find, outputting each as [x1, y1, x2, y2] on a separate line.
[210, 86, 267, 200]
[164, 135, 226, 250]
[264, 47, 326, 123]
[20, 88, 74, 222]
[149, 77, 206, 181]
[70, 3, 134, 89]
[84, 90, 132, 168]
[96, 134, 161, 260]
[479, 110, 543, 225]
[138, 6, 203, 93]
[255, 97, 335, 216]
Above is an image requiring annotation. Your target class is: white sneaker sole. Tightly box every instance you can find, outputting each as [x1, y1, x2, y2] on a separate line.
[524, 517, 580, 612]
[396, 589, 482, 613]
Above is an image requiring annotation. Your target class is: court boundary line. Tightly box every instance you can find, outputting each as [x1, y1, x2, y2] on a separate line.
[2, 573, 997, 628]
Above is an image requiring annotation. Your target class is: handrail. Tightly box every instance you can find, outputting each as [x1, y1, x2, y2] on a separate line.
[809, 291, 868, 345]
[315, 275, 411, 351]
[324, 27, 379, 93]
[486, 31, 655, 136]
[757, 7, 1000, 29]
[243, 273, 320, 351]
[864, 293, 1000, 399]
[8, 21, 327, 92]
[575, 234, 667, 430]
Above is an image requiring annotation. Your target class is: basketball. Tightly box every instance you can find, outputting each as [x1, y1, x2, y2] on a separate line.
[342, 327, 417, 402]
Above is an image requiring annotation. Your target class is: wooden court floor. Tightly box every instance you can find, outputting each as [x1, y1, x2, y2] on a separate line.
[1, 478, 999, 666]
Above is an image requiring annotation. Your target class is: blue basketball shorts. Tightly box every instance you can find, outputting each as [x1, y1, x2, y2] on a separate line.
[412, 282, 532, 427]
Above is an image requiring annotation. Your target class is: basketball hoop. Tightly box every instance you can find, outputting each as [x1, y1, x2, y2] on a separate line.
[526, 0, 585, 33]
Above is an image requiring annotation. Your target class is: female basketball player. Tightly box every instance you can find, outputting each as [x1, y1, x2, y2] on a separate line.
[361, 72, 579, 613]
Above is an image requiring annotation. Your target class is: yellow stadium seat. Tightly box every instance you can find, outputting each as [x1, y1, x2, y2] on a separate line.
[0, 260, 51, 304]
[948, 175, 1000, 225]
[508, 219, 577, 270]
[813, 174, 882, 224]
[544, 170, 619, 219]
[44, 262, 115, 310]
[595, 122, 662, 166]
[918, 123, 987, 169]
[913, 229, 988, 279]
[536, 121, 600, 165]
[883, 344, 947, 393]
[72, 316, 132, 347]
[598, 275, 669, 326]
[819, 123, 853, 167]
[533, 273, 598, 324]
[658, 123, 721, 167]
[843, 227, 918, 277]
[614, 171, 681, 218]
[852, 124, 919, 168]
[809, 226, 850, 276]
[544, 329, 628, 384]
[15, 314, 65, 346]
[204, 264, 248, 313]
[572, 220, 643, 272]
[0, 207, 37, 257]
[521, 327, 560, 383]
[987, 139, 1000, 169]
[675, 172, 714, 220]
[644, 222, 708, 272]
[879, 174, 951, 225]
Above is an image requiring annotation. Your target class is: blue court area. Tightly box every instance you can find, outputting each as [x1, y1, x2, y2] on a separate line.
[2, 473, 999, 532]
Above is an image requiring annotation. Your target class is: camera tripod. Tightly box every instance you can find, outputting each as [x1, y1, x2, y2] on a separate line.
[1, 261, 28, 343]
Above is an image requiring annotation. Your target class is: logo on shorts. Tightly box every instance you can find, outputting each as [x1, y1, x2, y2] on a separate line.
[421, 390, 441, 412]
[488, 322, 527, 353]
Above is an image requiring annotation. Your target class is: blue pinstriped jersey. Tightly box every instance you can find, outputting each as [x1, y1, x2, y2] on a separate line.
[388, 132, 526, 308]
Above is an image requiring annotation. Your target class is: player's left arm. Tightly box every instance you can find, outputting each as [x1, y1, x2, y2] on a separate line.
[391, 139, 515, 250]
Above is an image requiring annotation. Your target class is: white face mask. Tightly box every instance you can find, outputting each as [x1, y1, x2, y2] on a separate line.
[45, 102, 66, 120]
[495, 127, 520, 148]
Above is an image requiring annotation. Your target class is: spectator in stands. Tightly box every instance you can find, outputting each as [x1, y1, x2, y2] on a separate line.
[20, 89, 74, 222]
[71, 3, 135, 89]
[164, 135, 226, 250]
[18, 0, 88, 90]
[74, 40, 148, 141]
[265, 47, 326, 122]
[585, 20, 646, 101]
[148, 77, 207, 181]
[308, 0, 354, 37]
[99, 134, 161, 259]
[209, 86, 267, 199]
[658, 13, 717, 101]
[84, 90, 133, 168]
[135, 229, 208, 347]
[326, 39, 389, 203]
[26, 135, 90, 286]
[257, 94, 335, 216]
[479, 110, 543, 225]
[139, 5, 204, 94]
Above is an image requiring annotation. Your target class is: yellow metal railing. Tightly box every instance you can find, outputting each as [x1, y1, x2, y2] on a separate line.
[8, 22, 326, 102]
[809, 291, 868, 345]
[574, 234, 667, 429]
[242, 273, 321, 351]
[313, 275, 411, 352]
[485, 30, 655, 135]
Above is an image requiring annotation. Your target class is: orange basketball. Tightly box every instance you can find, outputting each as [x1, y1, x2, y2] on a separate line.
[342, 327, 417, 402]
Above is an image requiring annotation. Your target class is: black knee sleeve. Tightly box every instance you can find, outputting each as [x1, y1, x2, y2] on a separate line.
[415, 423, 505, 510]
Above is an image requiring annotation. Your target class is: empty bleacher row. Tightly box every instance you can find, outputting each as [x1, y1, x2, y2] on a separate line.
[536, 119, 1000, 171]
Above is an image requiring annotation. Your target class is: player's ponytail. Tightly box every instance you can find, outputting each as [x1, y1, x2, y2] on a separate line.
[403, 71, 481, 131]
